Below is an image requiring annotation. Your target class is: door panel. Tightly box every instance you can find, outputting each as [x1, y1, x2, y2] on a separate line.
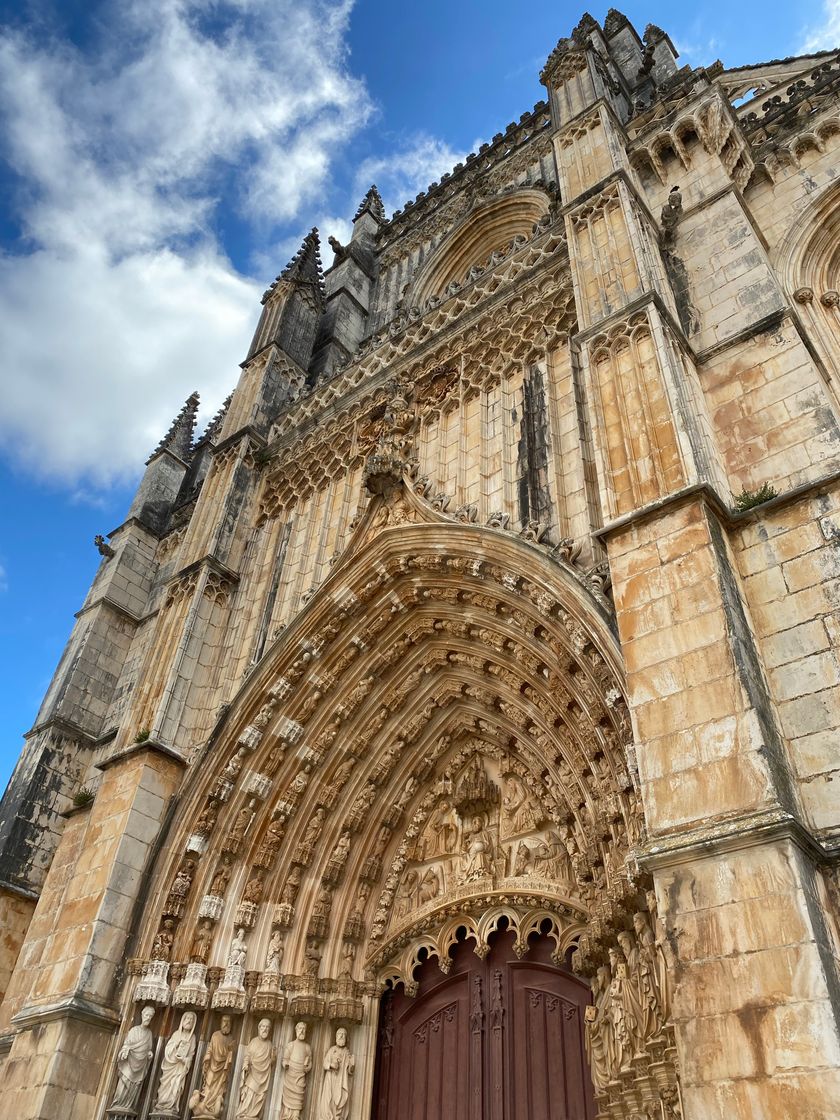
[372, 930, 595, 1120]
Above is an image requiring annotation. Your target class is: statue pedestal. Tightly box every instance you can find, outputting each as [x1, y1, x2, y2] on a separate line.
[211, 964, 246, 1011]
[252, 970, 286, 1015]
[135, 960, 170, 1005]
[172, 963, 208, 1008]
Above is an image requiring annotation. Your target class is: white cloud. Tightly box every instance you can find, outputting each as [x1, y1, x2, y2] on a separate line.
[672, 36, 720, 67]
[800, 0, 840, 52]
[354, 134, 475, 217]
[0, 0, 373, 487]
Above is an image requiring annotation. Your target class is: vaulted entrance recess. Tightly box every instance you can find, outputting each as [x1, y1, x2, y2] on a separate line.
[373, 928, 595, 1120]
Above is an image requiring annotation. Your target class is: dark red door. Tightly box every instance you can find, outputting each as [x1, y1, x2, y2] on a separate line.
[372, 928, 595, 1120]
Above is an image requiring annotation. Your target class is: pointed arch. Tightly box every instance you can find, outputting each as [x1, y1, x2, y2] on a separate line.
[135, 478, 640, 984]
[410, 189, 554, 305]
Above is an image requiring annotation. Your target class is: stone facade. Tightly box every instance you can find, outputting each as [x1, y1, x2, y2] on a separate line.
[1, 9, 840, 1119]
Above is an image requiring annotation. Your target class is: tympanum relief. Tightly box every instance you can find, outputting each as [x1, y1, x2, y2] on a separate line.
[385, 752, 582, 936]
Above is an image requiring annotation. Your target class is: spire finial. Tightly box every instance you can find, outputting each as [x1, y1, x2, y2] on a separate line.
[354, 184, 386, 223]
[196, 393, 232, 446]
[148, 391, 200, 464]
[262, 228, 324, 304]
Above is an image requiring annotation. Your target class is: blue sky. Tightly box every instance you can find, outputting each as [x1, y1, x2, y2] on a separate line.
[0, 0, 838, 793]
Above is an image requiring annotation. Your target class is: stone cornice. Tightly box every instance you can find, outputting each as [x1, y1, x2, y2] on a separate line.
[638, 807, 830, 871]
[0, 877, 40, 902]
[10, 995, 121, 1032]
[23, 715, 98, 745]
[96, 736, 187, 772]
[74, 594, 144, 625]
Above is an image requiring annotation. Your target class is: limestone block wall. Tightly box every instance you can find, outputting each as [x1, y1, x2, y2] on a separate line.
[700, 319, 840, 492]
[733, 481, 840, 837]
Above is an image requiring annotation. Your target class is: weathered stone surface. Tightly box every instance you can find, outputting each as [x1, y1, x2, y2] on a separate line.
[2, 10, 840, 1120]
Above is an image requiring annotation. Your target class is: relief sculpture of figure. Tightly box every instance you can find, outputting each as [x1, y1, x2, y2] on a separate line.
[417, 865, 440, 904]
[280, 1021, 312, 1120]
[189, 1014, 235, 1118]
[316, 1028, 355, 1120]
[459, 816, 493, 882]
[502, 774, 542, 835]
[234, 1019, 275, 1120]
[109, 1005, 155, 1115]
[533, 830, 573, 883]
[419, 798, 457, 858]
[152, 1011, 197, 1115]
[394, 868, 418, 919]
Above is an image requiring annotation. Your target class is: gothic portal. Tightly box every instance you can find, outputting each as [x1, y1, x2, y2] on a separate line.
[2, 9, 840, 1120]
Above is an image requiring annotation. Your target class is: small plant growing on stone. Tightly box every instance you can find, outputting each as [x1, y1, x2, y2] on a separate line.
[73, 788, 94, 808]
[733, 483, 778, 512]
[134, 727, 151, 743]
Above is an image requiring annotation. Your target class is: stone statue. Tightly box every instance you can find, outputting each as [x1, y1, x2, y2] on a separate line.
[188, 1014, 235, 1118]
[459, 815, 493, 882]
[195, 800, 219, 836]
[633, 911, 666, 1037]
[312, 882, 333, 922]
[222, 748, 246, 782]
[617, 929, 645, 1053]
[304, 939, 322, 978]
[316, 1027, 355, 1120]
[280, 864, 303, 906]
[256, 816, 285, 864]
[152, 1010, 197, 1115]
[189, 919, 214, 964]
[265, 930, 284, 973]
[227, 928, 248, 969]
[280, 1021, 312, 1120]
[585, 968, 612, 1092]
[109, 1005, 155, 1114]
[228, 802, 254, 846]
[209, 860, 231, 898]
[151, 918, 175, 961]
[235, 1019, 275, 1120]
[242, 872, 264, 905]
[607, 947, 632, 1074]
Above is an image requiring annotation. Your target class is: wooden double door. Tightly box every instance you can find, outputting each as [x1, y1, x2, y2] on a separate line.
[372, 929, 595, 1120]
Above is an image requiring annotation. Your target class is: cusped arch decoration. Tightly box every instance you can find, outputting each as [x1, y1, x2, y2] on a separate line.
[410, 189, 553, 305]
[377, 905, 584, 995]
